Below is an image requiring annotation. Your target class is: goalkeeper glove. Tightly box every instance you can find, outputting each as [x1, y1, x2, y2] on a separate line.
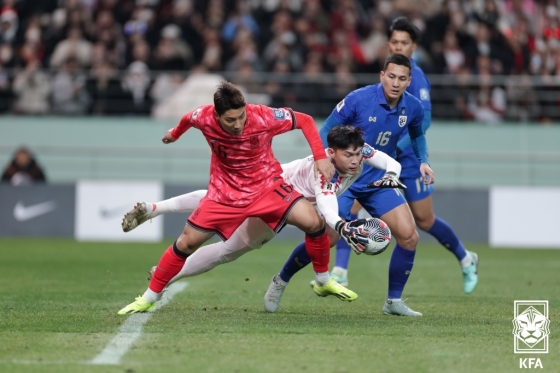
[335, 219, 370, 255]
[367, 171, 407, 189]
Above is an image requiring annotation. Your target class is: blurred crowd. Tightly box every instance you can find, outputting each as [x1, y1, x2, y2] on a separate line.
[0, 0, 558, 122]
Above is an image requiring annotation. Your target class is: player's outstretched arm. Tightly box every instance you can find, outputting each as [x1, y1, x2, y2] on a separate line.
[293, 111, 334, 180]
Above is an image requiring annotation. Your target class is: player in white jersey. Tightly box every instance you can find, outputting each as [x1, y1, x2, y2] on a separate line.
[122, 125, 405, 306]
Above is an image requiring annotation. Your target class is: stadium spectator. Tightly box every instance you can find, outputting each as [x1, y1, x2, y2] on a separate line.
[51, 57, 89, 115]
[12, 58, 50, 114]
[0, 0, 555, 120]
[1, 147, 47, 186]
[121, 60, 153, 114]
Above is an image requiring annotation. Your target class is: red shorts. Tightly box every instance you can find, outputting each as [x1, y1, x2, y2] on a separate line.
[187, 178, 304, 241]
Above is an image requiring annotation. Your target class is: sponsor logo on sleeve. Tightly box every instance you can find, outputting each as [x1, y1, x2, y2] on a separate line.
[361, 144, 374, 158]
[336, 99, 345, 112]
[273, 109, 285, 119]
[420, 88, 430, 101]
[191, 108, 202, 121]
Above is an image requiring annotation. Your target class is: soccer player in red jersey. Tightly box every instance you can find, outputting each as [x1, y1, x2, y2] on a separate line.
[118, 81, 358, 314]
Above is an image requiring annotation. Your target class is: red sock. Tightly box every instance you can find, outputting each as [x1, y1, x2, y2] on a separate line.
[304, 230, 330, 273]
[148, 245, 187, 293]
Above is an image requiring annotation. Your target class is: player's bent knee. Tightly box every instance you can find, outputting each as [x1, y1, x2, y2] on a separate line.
[415, 214, 436, 231]
[395, 229, 419, 249]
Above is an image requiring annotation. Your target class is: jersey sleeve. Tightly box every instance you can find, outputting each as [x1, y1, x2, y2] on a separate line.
[409, 104, 429, 164]
[313, 174, 343, 230]
[330, 91, 357, 125]
[261, 106, 296, 135]
[362, 143, 402, 176]
[170, 106, 203, 139]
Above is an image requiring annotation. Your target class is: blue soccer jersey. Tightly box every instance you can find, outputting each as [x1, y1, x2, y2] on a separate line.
[329, 83, 425, 193]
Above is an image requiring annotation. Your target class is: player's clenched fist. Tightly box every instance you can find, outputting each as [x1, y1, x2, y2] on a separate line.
[313, 158, 335, 180]
[162, 130, 177, 144]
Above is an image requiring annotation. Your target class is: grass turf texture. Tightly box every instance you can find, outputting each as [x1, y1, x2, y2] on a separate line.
[0, 238, 559, 373]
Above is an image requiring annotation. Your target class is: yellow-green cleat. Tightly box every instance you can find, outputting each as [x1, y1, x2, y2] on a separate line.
[311, 278, 358, 301]
[117, 296, 156, 315]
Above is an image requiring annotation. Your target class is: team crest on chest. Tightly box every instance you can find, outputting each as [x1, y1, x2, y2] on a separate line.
[398, 115, 407, 127]
[249, 135, 259, 148]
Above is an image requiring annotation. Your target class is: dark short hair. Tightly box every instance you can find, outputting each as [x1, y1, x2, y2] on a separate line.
[388, 16, 419, 43]
[214, 81, 246, 116]
[383, 54, 412, 75]
[327, 125, 365, 150]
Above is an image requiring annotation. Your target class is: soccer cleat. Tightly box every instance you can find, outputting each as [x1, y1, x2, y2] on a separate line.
[462, 251, 479, 294]
[117, 296, 156, 315]
[311, 278, 358, 301]
[382, 298, 422, 316]
[309, 272, 349, 287]
[263, 274, 286, 313]
[122, 202, 152, 232]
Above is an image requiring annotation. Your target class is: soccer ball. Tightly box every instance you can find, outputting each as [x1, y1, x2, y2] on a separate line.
[361, 218, 391, 255]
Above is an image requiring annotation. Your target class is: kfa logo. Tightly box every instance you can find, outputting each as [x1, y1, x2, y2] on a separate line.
[398, 115, 407, 127]
[519, 358, 543, 369]
[513, 301, 549, 354]
[249, 135, 259, 148]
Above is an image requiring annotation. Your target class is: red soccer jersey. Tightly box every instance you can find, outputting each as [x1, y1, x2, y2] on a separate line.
[171, 104, 315, 207]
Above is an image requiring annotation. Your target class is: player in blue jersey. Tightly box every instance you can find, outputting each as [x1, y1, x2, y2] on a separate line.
[332, 17, 479, 294]
[264, 54, 434, 316]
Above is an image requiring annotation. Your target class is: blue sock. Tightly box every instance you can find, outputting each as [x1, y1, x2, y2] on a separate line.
[427, 217, 468, 262]
[279, 241, 311, 283]
[388, 244, 416, 299]
[334, 212, 357, 269]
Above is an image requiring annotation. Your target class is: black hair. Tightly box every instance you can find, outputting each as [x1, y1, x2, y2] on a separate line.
[327, 125, 365, 150]
[383, 54, 412, 75]
[388, 16, 420, 43]
[213, 81, 246, 116]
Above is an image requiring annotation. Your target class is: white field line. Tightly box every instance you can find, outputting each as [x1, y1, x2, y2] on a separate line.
[90, 281, 188, 365]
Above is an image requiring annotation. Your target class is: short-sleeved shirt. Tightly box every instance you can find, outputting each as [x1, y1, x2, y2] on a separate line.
[178, 104, 297, 207]
[330, 83, 424, 193]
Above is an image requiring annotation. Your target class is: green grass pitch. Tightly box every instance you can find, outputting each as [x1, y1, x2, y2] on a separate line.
[0, 238, 558, 373]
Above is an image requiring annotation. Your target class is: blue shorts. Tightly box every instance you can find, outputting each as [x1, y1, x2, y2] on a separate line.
[401, 176, 434, 202]
[338, 187, 407, 220]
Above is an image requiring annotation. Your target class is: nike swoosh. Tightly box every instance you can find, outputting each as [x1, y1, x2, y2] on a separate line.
[99, 205, 132, 219]
[14, 201, 58, 221]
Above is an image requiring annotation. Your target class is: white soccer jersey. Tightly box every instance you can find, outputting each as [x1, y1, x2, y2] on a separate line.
[280, 143, 401, 230]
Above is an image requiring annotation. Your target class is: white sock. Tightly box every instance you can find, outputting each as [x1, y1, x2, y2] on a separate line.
[151, 190, 208, 218]
[460, 251, 472, 268]
[315, 272, 330, 286]
[142, 288, 160, 303]
[331, 266, 348, 278]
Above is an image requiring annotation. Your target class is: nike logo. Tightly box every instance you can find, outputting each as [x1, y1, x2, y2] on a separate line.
[99, 205, 132, 219]
[14, 201, 58, 221]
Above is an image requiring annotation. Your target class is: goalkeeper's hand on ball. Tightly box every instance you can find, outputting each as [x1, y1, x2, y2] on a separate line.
[335, 219, 369, 255]
[367, 171, 407, 189]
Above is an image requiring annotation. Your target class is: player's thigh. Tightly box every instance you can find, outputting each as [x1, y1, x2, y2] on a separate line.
[358, 188, 418, 248]
[285, 198, 324, 233]
[177, 225, 215, 254]
[379, 203, 418, 249]
[350, 199, 362, 214]
[187, 197, 248, 241]
[234, 217, 277, 250]
[407, 195, 436, 231]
